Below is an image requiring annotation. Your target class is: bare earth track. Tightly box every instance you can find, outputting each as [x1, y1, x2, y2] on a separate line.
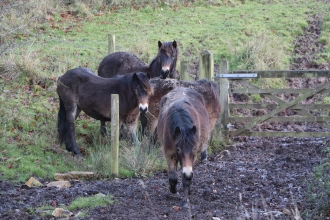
[1, 12, 330, 220]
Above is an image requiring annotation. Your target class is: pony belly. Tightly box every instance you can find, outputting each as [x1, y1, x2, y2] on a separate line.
[81, 109, 111, 121]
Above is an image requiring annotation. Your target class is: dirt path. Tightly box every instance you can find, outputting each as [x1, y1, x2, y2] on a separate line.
[1, 12, 330, 220]
[0, 136, 327, 220]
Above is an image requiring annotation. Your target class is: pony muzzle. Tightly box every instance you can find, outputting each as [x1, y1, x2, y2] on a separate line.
[160, 66, 170, 79]
[182, 166, 193, 180]
[139, 103, 148, 114]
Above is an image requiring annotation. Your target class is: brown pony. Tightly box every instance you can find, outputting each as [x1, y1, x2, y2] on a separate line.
[57, 67, 153, 156]
[142, 78, 221, 142]
[98, 41, 178, 79]
[157, 87, 211, 207]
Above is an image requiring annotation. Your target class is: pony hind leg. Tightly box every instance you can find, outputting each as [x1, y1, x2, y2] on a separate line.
[201, 136, 211, 162]
[58, 96, 81, 156]
[201, 150, 207, 161]
[65, 105, 82, 156]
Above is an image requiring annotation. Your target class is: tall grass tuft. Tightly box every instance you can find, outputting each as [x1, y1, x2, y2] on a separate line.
[87, 125, 165, 178]
[87, 127, 114, 177]
[208, 128, 227, 155]
[305, 147, 330, 219]
[0, 51, 45, 81]
[0, 0, 62, 55]
[228, 31, 289, 71]
[119, 136, 166, 177]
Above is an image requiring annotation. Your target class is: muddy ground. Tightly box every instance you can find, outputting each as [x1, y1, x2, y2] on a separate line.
[1, 11, 330, 220]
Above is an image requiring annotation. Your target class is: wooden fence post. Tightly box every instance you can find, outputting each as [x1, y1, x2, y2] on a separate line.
[219, 60, 229, 139]
[111, 94, 119, 177]
[180, 61, 189, 81]
[199, 50, 214, 80]
[108, 34, 115, 54]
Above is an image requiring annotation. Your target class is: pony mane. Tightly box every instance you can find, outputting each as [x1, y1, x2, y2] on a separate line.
[169, 106, 198, 149]
[160, 41, 174, 49]
[159, 41, 178, 57]
[149, 58, 157, 68]
[139, 73, 154, 95]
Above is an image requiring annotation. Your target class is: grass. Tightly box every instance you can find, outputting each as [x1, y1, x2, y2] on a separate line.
[3, 0, 321, 78]
[32, 194, 112, 217]
[315, 12, 330, 64]
[68, 193, 114, 210]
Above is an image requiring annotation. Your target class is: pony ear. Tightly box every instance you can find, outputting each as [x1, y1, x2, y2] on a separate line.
[172, 40, 177, 48]
[158, 41, 162, 48]
[191, 126, 196, 135]
[174, 126, 181, 138]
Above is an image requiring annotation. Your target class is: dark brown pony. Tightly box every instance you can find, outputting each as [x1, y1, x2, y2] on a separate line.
[142, 78, 221, 142]
[97, 41, 178, 136]
[57, 67, 153, 156]
[98, 40, 178, 79]
[157, 87, 211, 207]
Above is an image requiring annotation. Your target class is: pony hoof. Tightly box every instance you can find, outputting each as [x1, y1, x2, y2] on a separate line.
[100, 128, 107, 137]
[201, 158, 208, 164]
[181, 199, 189, 208]
[75, 153, 83, 158]
[201, 151, 207, 161]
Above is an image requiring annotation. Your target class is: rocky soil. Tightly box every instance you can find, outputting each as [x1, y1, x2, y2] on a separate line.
[1, 11, 330, 220]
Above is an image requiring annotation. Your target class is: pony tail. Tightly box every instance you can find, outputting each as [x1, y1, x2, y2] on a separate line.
[57, 96, 67, 145]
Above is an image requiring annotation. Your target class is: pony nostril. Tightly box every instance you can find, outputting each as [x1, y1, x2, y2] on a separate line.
[139, 104, 148, 114]
[184, 172, 193, 180]
[161, 70, 170, 79]
[139, 106, 148, 114]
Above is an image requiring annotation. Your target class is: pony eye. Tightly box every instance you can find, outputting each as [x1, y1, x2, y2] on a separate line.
[176, 148, 180, 153]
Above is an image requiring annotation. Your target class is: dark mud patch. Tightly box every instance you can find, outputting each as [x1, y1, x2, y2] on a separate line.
[0, 137, 328, 220]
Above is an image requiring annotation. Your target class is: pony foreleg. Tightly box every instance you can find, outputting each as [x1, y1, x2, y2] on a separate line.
[181, 172, 192, 208]
[168, 169, 177, 194]
[167, 157, 178, 194]
[126, 121, 140, 146]
[100, 120, 107, 136]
